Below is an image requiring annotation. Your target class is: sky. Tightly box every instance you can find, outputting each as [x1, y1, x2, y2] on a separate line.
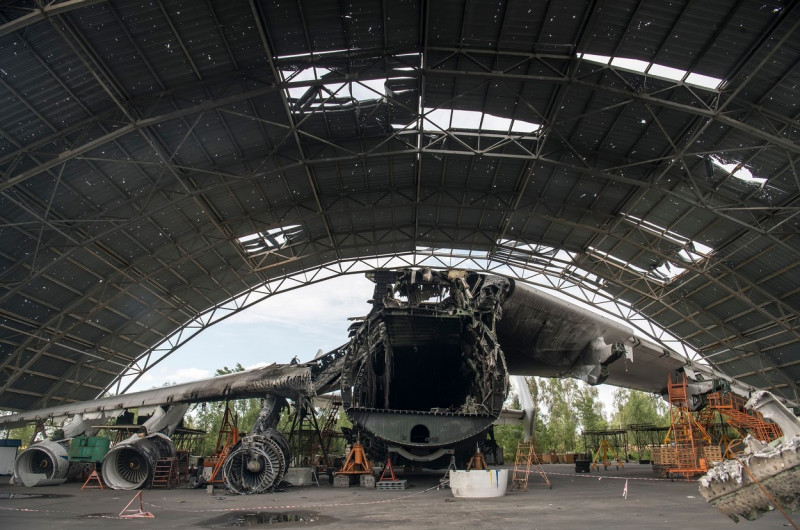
[127, 273, 376, 391]
[126, 271, 619, 409]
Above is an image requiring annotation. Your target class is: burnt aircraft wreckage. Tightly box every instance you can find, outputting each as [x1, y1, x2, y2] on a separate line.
[0, 267, 751, 494]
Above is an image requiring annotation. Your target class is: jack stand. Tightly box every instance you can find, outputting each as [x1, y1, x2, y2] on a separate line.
[119, 491, 154, 519]
[379, 457, 398, 482]
[466, 444, 487, 471]
[81, 470, 103, 490]
[440, 455, 458, 487]
[337, 440, 373, 475]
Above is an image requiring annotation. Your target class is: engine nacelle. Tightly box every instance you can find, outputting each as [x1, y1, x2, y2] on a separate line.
[14, 439, 72, 487]
[223, 429, 290, 494]
[101, 433, 175, 490]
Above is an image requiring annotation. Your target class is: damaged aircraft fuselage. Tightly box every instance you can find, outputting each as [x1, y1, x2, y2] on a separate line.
[340, 269, 512, 463]
[3, 267, 697, 487]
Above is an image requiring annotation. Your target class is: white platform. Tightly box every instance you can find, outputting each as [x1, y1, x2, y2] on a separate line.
[449, 469, 508, 498]
[284, 467, 316, 486]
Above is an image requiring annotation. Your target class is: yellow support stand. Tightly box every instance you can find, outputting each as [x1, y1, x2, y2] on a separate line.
[591, 439, 625, 471]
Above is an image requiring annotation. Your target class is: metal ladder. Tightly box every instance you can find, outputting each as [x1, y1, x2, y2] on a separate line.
[151, 457, 177, 489]
[511, 441, 551, 491]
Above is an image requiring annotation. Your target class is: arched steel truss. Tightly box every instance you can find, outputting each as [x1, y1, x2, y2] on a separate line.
[1, 0, 799, 411]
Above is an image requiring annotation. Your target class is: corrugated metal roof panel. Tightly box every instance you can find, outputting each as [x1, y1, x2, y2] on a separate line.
[1, 0, 799, 410]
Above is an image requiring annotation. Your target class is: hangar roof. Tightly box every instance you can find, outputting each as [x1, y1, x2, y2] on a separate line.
[1, 0, 799, 411]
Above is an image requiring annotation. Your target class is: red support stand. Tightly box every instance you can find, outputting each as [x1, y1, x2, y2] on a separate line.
[118, 491, 154, 519]
[379, 457, 397, 482]
[81, 470, 103, 490]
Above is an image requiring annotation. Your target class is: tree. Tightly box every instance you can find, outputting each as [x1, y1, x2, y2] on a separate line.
[537, 377, 580, 452]
[186, 364, 264, 456]
[3, 423, 38, 448]
[610, 388, 668, 428]
[574, 384, 608, 452]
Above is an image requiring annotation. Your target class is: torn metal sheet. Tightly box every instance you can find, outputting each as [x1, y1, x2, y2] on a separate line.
[699, 436, 800, 522]
[699, 390, 800, 522]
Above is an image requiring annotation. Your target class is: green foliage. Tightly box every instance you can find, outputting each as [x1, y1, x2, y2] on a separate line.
[493, 424, 523, 459]
[499, 377, 610, 457]
[609, 388, 669, 429]
[186, 364, 266, 456]
[3, 423, 37, 448]
[575, 384, 608, 431]
[536, 378, 580, 452]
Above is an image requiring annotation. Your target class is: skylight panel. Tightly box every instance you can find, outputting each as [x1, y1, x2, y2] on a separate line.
[617, 213, 714, 281]
[710, 157, 767, 187]
[650, 261, 686, 281]
[395, 108, 540, 134]
[581, 53, 611, 65]
[237, 225, 300, 254]
[282, 68, 391, 105]
[351, 78, 386, 100]
[424, 108, 454, 129]
[283, 67, 328, 99]
[647, 63, 686, 82]
[685, 72, 723, 90]
[480, 114, 513, 132]
[511, 120, 538, 134]
[579, 53, 723, 90]
[449, 109, 482, 129]
[610, 57, 650, 72]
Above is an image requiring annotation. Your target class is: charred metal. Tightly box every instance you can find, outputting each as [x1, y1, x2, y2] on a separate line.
[339, 269, 512, 461]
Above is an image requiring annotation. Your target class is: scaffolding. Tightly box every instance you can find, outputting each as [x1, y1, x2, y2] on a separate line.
[665, 373, 712, 479]
[205, 403, 240, 485]
[581, 429, 628, 462]
[287, 396, 342, 471]
[626, 424, 670, 462]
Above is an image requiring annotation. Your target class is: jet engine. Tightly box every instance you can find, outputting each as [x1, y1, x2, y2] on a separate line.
[223, 428, 290, 494]
[101, 432, 175, 489]
[14, 439, 71, 487]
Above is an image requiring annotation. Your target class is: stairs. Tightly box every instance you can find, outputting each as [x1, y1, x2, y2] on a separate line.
[151, 457, 178, 489]
[707, 391, 783, 442]
[666, 373, 712, 479]
[311, 398, 341, 468]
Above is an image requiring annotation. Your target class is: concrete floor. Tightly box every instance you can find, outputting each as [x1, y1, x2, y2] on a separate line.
[0, 464, 795, 529]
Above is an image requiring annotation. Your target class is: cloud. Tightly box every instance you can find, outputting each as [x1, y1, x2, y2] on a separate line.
[125, 367, 212, 392]
[142, 367, 211, 388]
[227, 275, 374, 332]
[124, 275, 375, 391]
[171, 367, 212, 383]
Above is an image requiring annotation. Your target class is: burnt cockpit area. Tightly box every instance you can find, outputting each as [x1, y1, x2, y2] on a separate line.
[341, 269, 512, 448]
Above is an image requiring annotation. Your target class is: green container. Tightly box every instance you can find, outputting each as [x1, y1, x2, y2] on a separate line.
[67, 436, 111, 463]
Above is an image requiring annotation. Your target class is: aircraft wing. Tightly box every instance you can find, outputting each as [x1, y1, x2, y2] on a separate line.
[1, 269, 743, 434]
[498, 281, 711, 394]
[0, 361, 321, 430]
